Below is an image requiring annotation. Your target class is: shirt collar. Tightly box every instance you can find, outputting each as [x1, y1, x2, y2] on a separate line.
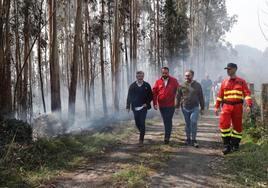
[228, 76, 237, 81]
[185, 80, 194, 85]
[136, 80, 144, 85]
[161, 77, 169, 81]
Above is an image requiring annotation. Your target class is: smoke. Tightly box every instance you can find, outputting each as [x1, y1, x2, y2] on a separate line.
[32, 106, 158, 139]
[31, 54, 160, 138]
[30, 0, 252, 138]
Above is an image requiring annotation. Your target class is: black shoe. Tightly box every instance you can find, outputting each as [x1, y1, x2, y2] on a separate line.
[184, 139, 191, 146]
[164, 140, 169, 145]
[192, 140, 199, 148]
[138, 140, 144, 147]
[231, 138, 240, 152]
[232, 145, 239, 152]
[222, 146, 232, 155]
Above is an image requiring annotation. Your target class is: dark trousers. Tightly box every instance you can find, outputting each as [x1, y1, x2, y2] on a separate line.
[160, 107, 175, 141]
[133, 108, 147, 141]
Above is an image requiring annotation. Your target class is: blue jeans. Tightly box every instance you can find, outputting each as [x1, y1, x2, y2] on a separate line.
[204, 91, 210, 109]
[181, 106, 200, 141]
[160, 107, 175, 141]
[133, 108, 147, 141]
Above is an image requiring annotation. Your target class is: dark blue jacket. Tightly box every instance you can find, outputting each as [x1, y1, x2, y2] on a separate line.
[126, 81, 153, 111]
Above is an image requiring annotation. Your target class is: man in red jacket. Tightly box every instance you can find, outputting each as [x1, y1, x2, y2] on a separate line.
[215, 63, 253, 155]
[153, 67, 180, 144]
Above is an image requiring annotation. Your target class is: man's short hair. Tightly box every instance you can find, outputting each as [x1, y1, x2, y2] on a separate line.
[136, 71, 144, 75]
[161, 67, 169, 72]
[185, 69, 194, 76]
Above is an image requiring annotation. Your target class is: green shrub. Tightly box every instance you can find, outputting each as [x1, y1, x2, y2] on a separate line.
[0, 119, 32, 146]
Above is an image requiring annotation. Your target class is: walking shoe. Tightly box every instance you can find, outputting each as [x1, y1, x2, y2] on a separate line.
[230, 138, 240, 152]
[138, 140, 144, 147]
[232, 145, 239, 152]
[164, 140, 169, 145]
[184, 139, 191, 146]
[192, 140, 199, 148]
[222, 146, 232, 155]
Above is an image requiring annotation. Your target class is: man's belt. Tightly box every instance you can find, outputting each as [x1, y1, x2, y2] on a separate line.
[222, 100, 243, 105]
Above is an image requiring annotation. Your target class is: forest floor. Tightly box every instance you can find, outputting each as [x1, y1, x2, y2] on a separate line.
[42, 110, 235, 188]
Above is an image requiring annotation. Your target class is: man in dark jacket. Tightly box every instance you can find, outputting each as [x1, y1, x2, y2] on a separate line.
[176, 70, 204, 147]
[153, 67, 180, 144]
[126, 71, 153, 146]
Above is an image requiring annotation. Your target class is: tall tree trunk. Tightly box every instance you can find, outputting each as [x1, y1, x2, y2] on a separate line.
[89, 40, 95, 112]
[112, 0, 121, 112]
[29, 46, 33, 122]
[65, 0, 71, 89]
[156, 0, 161, 69]
[123, 22, 130, 86]
[189, 0, 197, 70]
[129, 0, 133, 81]
[107, 0, 114, 109]
[22, 1, 30, 121]
[69, 0, 83, 121]
[202, 0, 210, 78]
[38, 0, 46, 113]
[153, 0, 156, 65]
[84, 0, 90, 117]
[0, 0, 12, 118]
[100, 0, 108, 115]
[14, 0, 22, 116]
[149, 0, 154, 68]
[49, 0, 62, 112]
[132, 0, 138, 74]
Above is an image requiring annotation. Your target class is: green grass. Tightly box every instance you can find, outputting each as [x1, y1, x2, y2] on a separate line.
[224, 142, 268, 187]
[0, 125, 135, 187]
[111, 164, 152, 188]
[222, 119, 268, 187]
[0, 118, 183, 187]
[106, 137, 176, 187]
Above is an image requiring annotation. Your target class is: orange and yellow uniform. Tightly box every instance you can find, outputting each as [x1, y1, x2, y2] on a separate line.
[215, 77, 252, 143]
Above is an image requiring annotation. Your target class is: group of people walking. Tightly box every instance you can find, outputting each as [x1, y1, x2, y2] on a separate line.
[126, 63, 253, 155]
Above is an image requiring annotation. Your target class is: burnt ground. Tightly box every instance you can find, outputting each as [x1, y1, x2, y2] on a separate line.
[43, 110, 233, 188]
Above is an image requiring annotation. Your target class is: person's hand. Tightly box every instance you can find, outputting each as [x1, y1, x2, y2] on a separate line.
[143, 104, 147, 108]
[214, 108, 219, 116]
[246, 106, 252, 114]
[200, 109, 204, 116]
[154, 105, 158, 110]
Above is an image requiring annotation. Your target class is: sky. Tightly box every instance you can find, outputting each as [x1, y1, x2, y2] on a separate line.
[225, 0, 268, 52]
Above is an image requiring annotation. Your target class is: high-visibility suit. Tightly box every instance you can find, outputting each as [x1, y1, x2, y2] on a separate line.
[215, 77, 253, 150]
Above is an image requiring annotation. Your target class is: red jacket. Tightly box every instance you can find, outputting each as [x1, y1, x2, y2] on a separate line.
[153, 76, 179, 108]
[215, 76, 253, 109]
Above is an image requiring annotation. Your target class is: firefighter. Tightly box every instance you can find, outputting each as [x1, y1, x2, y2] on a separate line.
[215, 63, 253, 155]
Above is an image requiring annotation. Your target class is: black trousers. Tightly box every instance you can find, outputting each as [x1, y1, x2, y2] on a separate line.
[160, 107, 175, 141]
[133, 108, 147, 141]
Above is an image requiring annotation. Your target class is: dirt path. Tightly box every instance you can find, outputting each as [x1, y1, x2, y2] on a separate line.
[44, 111, 231, 188]
[150, 113, 227, 188]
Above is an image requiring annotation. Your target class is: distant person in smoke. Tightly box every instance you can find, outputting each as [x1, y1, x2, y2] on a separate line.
[213, 76, 223, 104]
[153, 67, 180, 144]
[201, 74, 213, 110]
[176, 70, 204, 147]
[126, 71, 153, 146]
